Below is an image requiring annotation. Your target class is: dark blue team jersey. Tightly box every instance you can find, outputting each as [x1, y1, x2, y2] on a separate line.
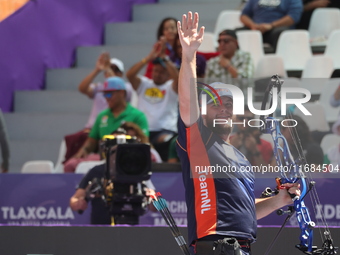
[176, 117, 257, 245]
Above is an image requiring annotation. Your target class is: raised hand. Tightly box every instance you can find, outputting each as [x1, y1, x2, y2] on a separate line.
[219, 55, 231, 69]
[147, 40, 163, 61]
[177, 12, 205, 56]
[158, 36, 168, 57]
[96, 52, 110, 71]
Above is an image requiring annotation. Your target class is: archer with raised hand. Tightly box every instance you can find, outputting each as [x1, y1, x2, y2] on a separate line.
[176, 11, 300, 255]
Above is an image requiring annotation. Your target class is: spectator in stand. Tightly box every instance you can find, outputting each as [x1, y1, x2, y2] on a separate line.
[204, 29, 253, 85]
[63, 77, 148, 173]
[126, 44, 179, 146]
[239, 0, 249, 10]
[229, 106, 273, 166]
[78, 53, 135, 128]
[144, 17, 181, 78]
[167, 136, 179, 163]
[63, 53, 135, 164]
[0, 109, 10, 173]
[239, 0, 303, 51]
[297, 0, 340, 30]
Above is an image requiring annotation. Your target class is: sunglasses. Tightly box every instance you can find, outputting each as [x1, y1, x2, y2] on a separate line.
[103, 91, 116, 98]
[217, 38, 234, 44]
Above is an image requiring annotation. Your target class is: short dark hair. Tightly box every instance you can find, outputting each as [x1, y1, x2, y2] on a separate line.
[152, 57, 166, 68]
[157, 17, 177, 40]
[110, 65, 122, 75]
[219, 29, 237, 40]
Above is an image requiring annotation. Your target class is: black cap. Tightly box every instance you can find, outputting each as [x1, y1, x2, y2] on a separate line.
[219, 29, 237, 40]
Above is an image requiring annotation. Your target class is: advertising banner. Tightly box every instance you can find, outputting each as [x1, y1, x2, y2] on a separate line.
[0, 173, 339, 227]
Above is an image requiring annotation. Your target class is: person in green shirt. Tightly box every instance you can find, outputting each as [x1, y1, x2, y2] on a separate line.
[167, 135, 179, 163]
[64, 77, 149, 173]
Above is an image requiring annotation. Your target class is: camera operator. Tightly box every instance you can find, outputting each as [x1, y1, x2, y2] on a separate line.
[69, 163, 156, 225]
[70, 123, 158, 225]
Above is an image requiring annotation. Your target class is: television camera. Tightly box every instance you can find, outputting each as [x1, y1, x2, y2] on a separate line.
[84, 133, 152, 225]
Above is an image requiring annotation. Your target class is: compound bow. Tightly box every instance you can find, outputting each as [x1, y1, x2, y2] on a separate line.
[260, 75, 337, 255]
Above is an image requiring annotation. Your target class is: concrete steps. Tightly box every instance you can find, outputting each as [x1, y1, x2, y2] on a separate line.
[8, 0, 241, 172]
[132, 1, 240, 23]
[14, 91, 92, 113]
[105, 22, 160, 45]
[76, 45, 151, 70]
[4, 112, 88, 172]
[7, 140, 61, 173]
[105, 21, 217, 46]
[4, 112, 88, 141]
[46, 68, 101, 90]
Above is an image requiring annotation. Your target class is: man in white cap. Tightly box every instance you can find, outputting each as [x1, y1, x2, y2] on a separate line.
[78, 52, 135, 130]
[62, 53, 135, 169]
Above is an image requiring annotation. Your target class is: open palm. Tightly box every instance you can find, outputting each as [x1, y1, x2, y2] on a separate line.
[177, 12, 205, 54]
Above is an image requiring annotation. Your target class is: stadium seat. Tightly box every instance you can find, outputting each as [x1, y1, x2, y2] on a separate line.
[300, 78, 328, 97]
[276, 30, 312, 71]
[236, 30, 264, 67]
[320, 133, 340, 155]
[254, 54, 287, 79]
[21, 160, 54, 173]
[301, 55, 334, 79]
[213, 10, 243, 46]
[198, 32, 216, 53]
[324, 29, 340, 69]
[53, 140, 66, 173]
[308, 8, 340, 47]
[299, 56, 334, 97]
